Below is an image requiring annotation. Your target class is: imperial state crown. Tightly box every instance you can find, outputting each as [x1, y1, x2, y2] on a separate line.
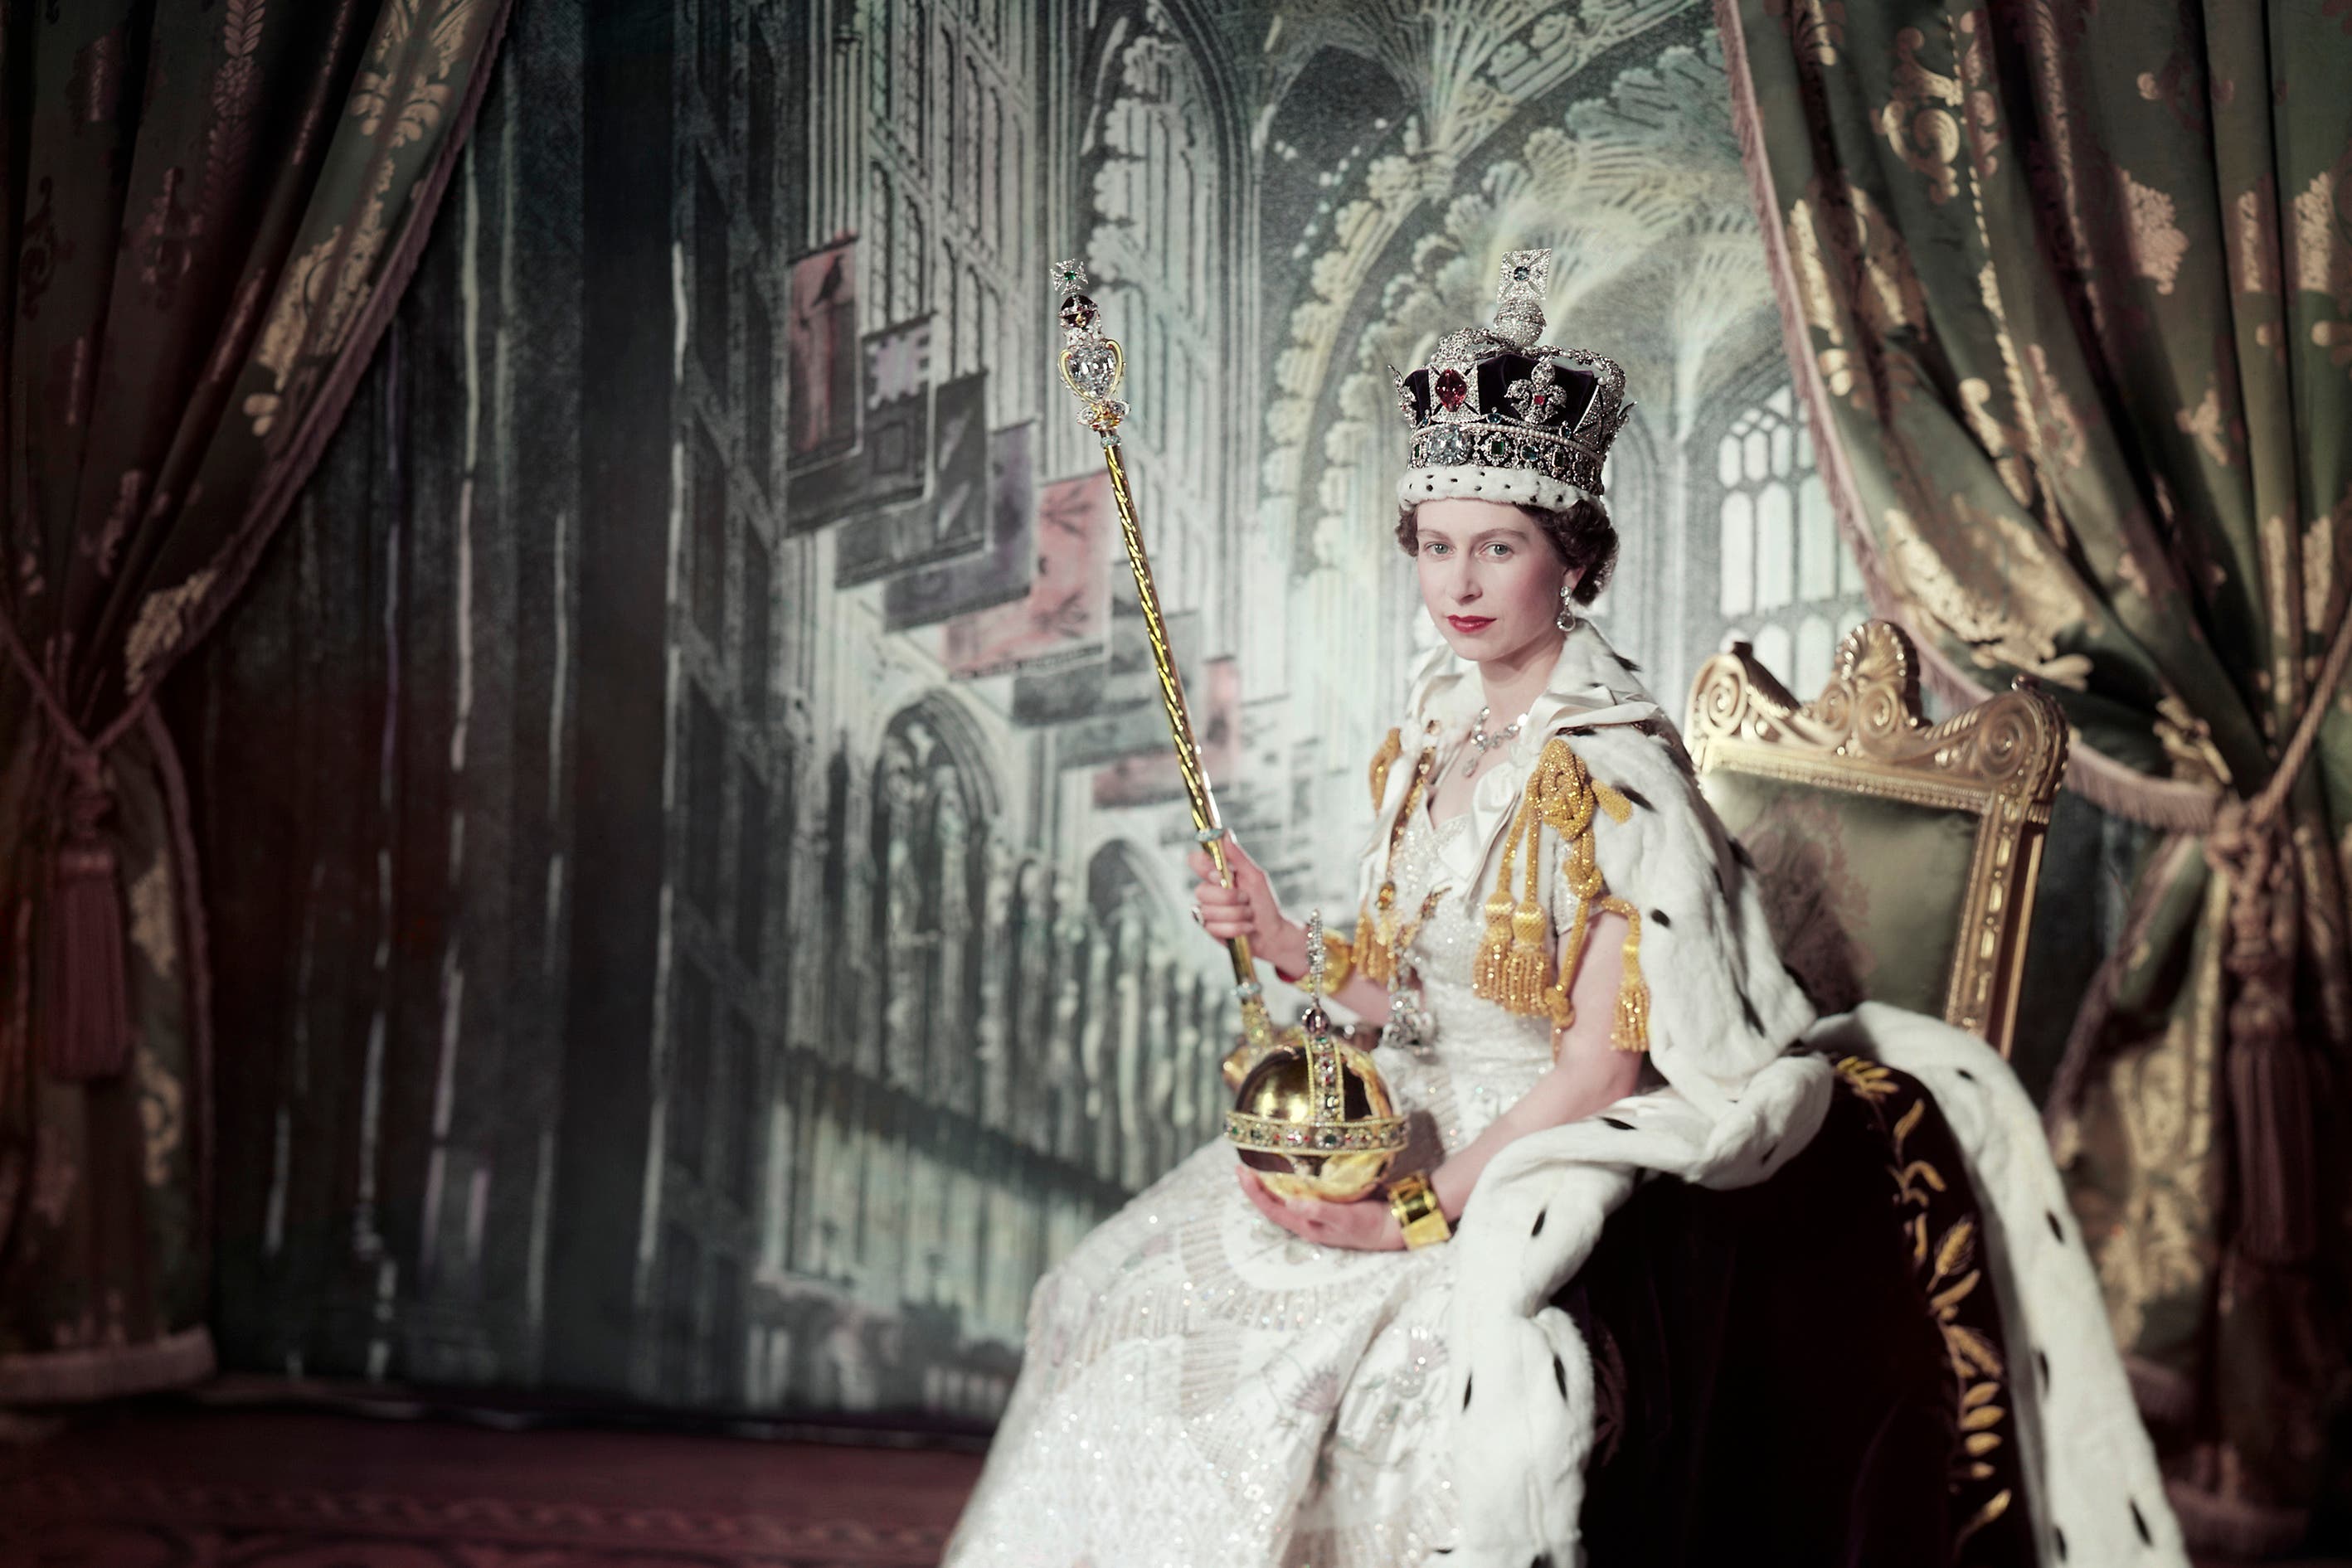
[1392, 248, 1636, 511]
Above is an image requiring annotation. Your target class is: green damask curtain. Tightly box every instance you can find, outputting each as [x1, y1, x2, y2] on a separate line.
[0, 0, 511, 1401]
[1718, 0, 2351, 1552]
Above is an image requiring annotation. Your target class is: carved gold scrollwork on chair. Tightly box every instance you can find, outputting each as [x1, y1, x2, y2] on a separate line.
[1686, 621, 2068, 1056]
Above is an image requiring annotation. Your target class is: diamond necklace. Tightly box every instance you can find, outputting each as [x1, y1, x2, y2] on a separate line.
[1459, 705, 1523, 774]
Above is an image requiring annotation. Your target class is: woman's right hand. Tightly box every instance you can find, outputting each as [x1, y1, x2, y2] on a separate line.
[1187, 832, 1307, 978]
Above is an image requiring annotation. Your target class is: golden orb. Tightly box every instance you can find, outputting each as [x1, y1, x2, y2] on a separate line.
[1224, 1007, 1407, 1202]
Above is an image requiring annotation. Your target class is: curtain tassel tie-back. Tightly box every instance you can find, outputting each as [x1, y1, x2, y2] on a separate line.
[2211, 801, 2314, 1265]
[41, 746, 134, 1082]
[2228, 1025, 2316, 1265]
[2209, 610, 2352, 1267]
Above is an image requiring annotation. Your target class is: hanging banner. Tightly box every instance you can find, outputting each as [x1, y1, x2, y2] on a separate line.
[789, 316, 933, 534]
[942, 469, 1111, 680]
[1053, 595, 1203, 769]
[839, 370, 993, 587]
[785, 239, 858, 466]
[882, 420, 1038, 630]
[1212, 693, 1292, 842]
[1093, 654, 1238, 808]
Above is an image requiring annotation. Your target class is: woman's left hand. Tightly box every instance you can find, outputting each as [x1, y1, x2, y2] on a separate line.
[1236, 1165, 1403, 1250]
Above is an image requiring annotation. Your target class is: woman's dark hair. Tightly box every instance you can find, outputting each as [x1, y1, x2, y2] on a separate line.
[1394, 495, 1618, 604]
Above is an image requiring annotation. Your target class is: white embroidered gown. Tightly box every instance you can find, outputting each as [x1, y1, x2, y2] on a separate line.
[943, 801, 1557, 1568]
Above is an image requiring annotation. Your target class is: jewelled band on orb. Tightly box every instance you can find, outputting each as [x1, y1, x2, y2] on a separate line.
[1225, 1111, 1407, 1154]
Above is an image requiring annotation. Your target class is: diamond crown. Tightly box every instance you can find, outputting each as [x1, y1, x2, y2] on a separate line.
[1390, 248, 1635, 498]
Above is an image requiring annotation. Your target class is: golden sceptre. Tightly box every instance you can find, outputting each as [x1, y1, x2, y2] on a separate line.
[1048, 259, 1276, 1085]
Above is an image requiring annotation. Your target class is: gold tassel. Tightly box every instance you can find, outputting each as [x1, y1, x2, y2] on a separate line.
[1499, 813, 1555, 1012]
[1500, 902, 1551, 1012]
[1472, 881, 1515, 998]
[1473, 737, 1649, 1038]
[1473, 793, 1538, 1005]
[1513, 737, 1646, 1046]
[1600, 896, 1650, 1052]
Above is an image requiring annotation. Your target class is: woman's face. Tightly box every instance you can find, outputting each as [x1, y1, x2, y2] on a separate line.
[1412, 498, 1577, 664]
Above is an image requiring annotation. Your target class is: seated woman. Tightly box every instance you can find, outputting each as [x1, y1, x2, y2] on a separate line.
[944, 252, 2178, 1568]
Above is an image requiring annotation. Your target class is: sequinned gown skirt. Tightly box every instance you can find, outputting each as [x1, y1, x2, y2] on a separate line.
[945, 813, 1548, 1568]
[939, 1130, 1460, 1568]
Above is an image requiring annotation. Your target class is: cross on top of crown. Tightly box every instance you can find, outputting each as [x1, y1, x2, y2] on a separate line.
[1498, 249, 1551, 303]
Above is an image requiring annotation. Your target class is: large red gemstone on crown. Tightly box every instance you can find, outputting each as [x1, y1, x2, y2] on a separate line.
[1433, 367, 1470, 411]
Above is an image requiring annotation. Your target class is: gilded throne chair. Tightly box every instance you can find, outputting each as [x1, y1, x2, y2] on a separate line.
[1561, 620, 2068, 1566]
[1683, 619, 2070, 1056]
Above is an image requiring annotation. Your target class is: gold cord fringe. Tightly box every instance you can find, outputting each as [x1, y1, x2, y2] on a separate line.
[1598, 895, 1650, 1052]
[1473, 789, 1538, 1005]
[1471, 738, 1650, 1051]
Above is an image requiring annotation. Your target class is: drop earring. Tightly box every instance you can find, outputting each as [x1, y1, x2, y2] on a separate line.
[1556, 584, 1578, 633]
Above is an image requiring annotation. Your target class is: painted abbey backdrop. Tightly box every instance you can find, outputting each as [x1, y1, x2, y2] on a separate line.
[168, 0, 2133, 1424]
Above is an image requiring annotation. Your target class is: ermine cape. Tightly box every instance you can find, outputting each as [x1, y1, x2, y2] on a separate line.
[1368, 622, 2180, 1568]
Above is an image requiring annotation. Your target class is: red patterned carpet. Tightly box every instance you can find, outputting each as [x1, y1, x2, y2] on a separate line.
[1, 1405, 987, 1567]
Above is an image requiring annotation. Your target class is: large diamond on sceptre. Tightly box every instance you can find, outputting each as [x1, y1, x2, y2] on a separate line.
[1052, 260, 1128, 436]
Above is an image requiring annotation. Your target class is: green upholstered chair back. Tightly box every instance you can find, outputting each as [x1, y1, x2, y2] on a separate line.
[1684, 622, 2068, 1056]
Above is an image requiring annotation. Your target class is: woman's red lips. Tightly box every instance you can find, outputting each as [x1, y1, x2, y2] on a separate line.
[1446, 614, 1495, 633]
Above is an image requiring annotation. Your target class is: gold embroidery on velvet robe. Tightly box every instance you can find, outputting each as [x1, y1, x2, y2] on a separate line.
[1834, 1056, 2016, 1546]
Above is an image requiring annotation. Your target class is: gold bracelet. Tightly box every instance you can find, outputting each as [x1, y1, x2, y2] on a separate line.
[1386, 1170, 1452, 1249]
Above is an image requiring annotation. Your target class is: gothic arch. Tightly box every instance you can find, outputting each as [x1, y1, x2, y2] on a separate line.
[1067, 0, 1255, 602]
[869, 692, 1000, 1100]
[1689, 345, 1801, 459]
[1086, 836, 1174, 929]
[880, 689, 1001, 823]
